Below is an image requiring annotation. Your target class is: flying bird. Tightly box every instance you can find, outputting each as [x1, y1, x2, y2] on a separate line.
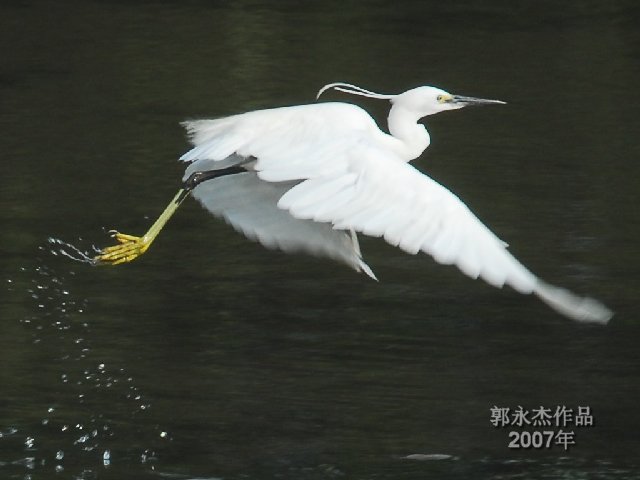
[95, 82, 613, 324]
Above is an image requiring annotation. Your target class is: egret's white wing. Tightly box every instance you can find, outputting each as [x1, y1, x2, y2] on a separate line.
[275, 145, 612, 324]
[277, 148, 534, 291]
[179, 106, 611, 324]
[180, 106, 380, 280]
[189, 170, 375, 279]
[180, 102, 391, 179]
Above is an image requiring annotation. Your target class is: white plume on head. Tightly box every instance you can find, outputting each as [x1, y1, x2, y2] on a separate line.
[316, 82, 395, 101]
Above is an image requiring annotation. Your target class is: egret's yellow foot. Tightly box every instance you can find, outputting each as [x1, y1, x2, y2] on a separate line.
[95, 231, 151, 265]
[93, 188, 189, 266]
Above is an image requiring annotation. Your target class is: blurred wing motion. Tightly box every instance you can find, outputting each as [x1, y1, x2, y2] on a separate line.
[183, 164, 375, 279]
[180, 104, 612, 324]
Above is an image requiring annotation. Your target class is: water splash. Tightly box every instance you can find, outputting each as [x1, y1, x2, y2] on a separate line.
[1, 243, 170, 477]
[46, 237, 97, 265]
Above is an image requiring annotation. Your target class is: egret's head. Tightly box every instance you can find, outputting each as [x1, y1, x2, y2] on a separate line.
[392, 86, 506, 117]
[316, 83, 506, 118]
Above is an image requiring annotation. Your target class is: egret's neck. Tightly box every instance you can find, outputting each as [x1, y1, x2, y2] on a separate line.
[387, 104, 430, 161]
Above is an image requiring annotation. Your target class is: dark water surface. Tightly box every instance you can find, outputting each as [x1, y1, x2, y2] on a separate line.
[1, 1, 639, 479]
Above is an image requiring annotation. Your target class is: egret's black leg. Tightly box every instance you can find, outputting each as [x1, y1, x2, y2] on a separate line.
[183, 165, 247, 191]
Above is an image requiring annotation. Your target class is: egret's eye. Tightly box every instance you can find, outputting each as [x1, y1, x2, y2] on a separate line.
[437, 94, 444, 103]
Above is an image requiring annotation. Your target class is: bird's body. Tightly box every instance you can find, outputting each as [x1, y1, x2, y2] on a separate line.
[96, 83, 613, 324]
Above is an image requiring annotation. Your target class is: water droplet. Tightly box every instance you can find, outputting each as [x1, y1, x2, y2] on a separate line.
[55, 450, 64, 461]
[160, 431, 168, 438]
[24, 437, 35, 449]
[102, 450, 111, 466]
[55, 465, 64, 473]
[0, 427, 18, 438]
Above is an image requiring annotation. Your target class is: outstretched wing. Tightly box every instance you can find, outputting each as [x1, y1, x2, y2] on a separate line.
[276, 145, 536, 293]
[180, 104, 611, 324]
[274, 144, 612, 323]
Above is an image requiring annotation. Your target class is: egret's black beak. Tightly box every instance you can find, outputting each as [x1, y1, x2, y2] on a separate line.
[451, 95, 506, 106]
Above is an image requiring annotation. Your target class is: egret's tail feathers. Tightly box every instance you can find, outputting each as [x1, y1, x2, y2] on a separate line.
[358, 259, 378, 281]
[347, 229, 376, 281]
[533, 280, 613, 324]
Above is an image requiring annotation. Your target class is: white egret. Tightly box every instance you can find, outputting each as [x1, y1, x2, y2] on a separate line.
[96, 82, 613, 324]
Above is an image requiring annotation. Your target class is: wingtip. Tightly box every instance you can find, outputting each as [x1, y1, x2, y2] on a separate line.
[534, 280, 613, 325]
